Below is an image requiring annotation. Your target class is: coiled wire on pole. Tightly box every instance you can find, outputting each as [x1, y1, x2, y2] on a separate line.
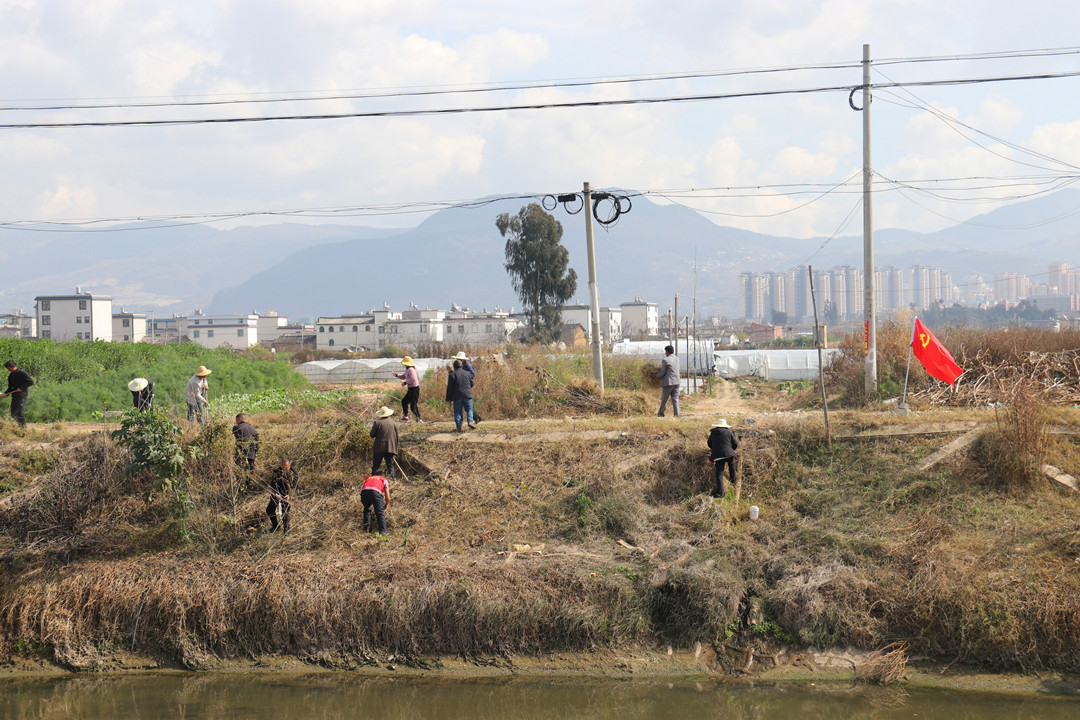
[545, 190, 632, 225]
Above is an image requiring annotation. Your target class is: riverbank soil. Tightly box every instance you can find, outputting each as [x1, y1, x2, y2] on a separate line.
[1, 378, 1079, 684]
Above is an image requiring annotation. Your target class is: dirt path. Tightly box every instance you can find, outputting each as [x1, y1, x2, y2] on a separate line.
[685, 378, 754, 419]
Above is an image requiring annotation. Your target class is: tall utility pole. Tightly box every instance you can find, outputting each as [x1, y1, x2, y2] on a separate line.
[861, 43, 877, 396]
[809, 266, 832, 447]
[673, 295, 679, 352]
[583, 182, 604, 391]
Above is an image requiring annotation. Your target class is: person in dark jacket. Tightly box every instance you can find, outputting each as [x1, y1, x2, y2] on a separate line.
[128, 377, 155, 412]
[707, 418, 740, 497]
[266, 458, 296, 533]
[369, 405, 400, 477]
[453, 351, 483, 423]
[2, 360, 34, 427]
[444, 359, 475, 431]
[232, 414, 260, 471]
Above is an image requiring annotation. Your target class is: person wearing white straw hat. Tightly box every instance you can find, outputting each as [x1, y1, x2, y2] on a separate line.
[452, 351, 474, 378]
[184, 365, 212, 424]
[370, 405, 400, 477]
[445, 359, 475, 431]
[128, 377, 155, 412]
[707, 418, 740, 498]
[392, 356, 423, 423]
[452, 351, 483, 423]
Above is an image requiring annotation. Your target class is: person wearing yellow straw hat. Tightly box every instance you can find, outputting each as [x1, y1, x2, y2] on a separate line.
[392, 356, 423, 423]
[707, 418, 740, 498]
[184, 365, 212, 424]
[369, 405, 400, 477]
[128, 377, 155, 412]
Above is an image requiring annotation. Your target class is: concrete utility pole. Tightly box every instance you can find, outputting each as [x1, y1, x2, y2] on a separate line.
[583, 182, 604, 391]
[673, 295, 679, 351]
[809, 265, 832, 447]
[861, 43, 878, 396]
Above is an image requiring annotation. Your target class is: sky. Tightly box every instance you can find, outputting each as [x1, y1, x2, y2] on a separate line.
[2, 0, 1080, 241]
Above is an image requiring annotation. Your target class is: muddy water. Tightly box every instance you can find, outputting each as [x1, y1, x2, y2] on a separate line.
[1, 674, 1077, 719]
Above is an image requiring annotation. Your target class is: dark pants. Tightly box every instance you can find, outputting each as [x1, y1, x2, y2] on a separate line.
[713, 456, 736, 497]
[401, 386, 421, 420]
[236, 453, 256, 471]
[372, 452, 396, 477]
[266, 499, 291, 532]
[10, 393, 26, 427]
[658, 385, 680, 417]
[361, 488, 387, 533]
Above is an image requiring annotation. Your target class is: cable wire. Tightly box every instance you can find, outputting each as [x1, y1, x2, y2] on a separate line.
[4, 71, 1080, 129]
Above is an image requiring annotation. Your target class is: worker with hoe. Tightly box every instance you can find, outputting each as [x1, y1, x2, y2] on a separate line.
[128, 377, 155, 411]
[656, 345, 680, 417]
[445, 358, 475, 431]
[360, 473, 391, 534]
[392, 356, 423, 423]
[184, 365, 212, 425]
[707, 418, 740, 498]
[370, 405, 400, 477]
[1, 360, 34, 428]
[266, 458, 296, 533]
[232, 413, 260, 472]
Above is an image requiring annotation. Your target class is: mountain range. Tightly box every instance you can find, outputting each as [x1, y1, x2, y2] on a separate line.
[3, 189, 1078, 320]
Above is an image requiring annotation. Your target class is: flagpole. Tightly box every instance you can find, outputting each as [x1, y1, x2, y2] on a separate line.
[900, 316, 915, 412]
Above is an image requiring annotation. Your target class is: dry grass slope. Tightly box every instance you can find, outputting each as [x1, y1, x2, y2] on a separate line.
[1, 342, 1080, 674]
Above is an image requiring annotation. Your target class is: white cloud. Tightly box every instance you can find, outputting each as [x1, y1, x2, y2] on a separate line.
[2, 0, 1080, 242]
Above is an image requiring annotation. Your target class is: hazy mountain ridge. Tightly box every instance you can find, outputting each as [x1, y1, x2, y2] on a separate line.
[3, 190, 1078, 318]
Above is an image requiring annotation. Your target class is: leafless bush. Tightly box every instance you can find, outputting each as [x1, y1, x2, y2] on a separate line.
[856, 643, 908, 684]
[976, 379, 1048, 493]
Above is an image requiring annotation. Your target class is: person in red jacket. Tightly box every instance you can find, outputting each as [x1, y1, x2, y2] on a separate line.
[361, 474, 391, 534]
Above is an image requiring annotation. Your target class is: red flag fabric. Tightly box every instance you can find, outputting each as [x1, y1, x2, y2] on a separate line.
[912, 318, 963, 385]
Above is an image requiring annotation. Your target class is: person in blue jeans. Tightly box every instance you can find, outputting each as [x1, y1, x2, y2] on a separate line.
[445, 359, 475, 431]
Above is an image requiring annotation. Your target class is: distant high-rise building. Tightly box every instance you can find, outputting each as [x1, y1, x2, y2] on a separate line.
[1049, 262, 1070, 294]
[994, 272, 1029, 303]
[880, 266, 907, 310]
[740, 272, 770, 321]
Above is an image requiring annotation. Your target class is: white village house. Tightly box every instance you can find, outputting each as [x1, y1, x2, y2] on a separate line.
[36, 289, 113, 341]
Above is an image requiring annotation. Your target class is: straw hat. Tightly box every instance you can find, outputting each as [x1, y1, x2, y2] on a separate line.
[452, 351, 469, 361]
[195, 365, 212, 377]
[128, 377, 149, 392]
[401, 356, 415, 367]
[711, 418, 731, 428]
[375, 405, 395, 418]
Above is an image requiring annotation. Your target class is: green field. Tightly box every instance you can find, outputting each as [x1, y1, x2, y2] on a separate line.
[0, 339, 308, 422]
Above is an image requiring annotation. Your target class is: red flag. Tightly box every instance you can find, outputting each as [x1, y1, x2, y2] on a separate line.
[912, 318, 963, 385]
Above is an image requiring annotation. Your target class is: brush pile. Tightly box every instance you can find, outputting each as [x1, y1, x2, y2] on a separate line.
[910, 349, 1080, 406]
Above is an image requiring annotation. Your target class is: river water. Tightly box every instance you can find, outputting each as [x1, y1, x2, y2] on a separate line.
[1, 674, 1077, 719]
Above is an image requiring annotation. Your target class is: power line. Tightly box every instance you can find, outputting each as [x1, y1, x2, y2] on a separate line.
[873, 69, 1080, 173]
[643, 172, 861, 219]
[4, 45, 1078, 112]
[3, 70, 1080, 129]
[7, 171, 1080, 231]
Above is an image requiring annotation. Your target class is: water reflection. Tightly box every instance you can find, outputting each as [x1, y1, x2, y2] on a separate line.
[1, 674, 1077, 720]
